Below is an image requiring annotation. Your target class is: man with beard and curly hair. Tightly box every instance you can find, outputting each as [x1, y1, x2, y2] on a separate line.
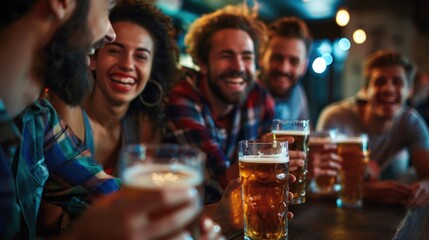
[0, 1, 206, 239]
[162, 5, 276, 203]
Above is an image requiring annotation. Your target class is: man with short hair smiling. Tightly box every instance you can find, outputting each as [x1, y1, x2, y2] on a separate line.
[317, 50, 429, 207]
[259, 17, 312, 120]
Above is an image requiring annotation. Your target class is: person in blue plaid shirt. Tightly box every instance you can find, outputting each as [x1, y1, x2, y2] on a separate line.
[162, 5, 276, 203]
[0, 0, 205, 239]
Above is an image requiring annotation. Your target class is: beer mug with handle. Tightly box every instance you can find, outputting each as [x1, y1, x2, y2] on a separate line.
[239, 140, 289, 240]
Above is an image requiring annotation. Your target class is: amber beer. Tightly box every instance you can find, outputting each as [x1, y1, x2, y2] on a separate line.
[308, 132, 338, 194]
[239, 141, 289, 240]
[336, 134, 369, 209]
[272, 129, 309, 204]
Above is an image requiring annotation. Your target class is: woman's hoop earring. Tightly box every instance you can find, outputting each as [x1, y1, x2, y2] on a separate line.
[139, 80, 163, 107]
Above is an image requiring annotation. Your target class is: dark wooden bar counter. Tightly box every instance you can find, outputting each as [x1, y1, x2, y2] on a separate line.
[287, 199, 406, 239]
[226, 198, 407, 240]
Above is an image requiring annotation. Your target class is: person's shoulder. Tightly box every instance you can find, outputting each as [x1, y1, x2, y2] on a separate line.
[18, 99, 62, 129]
[172, 67, 201, 92]
[398, 107, 428, 127]
[321, 97, 355, 115]
[168, 67, 205, 106]
[246, 82, 275, 103]
[249, 81, 273, 96]
[25, 98, 57, 115]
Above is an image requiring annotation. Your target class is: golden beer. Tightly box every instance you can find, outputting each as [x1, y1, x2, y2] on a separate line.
[336, 135, 369, 209]
[308, 135, 337, 194]
[272, 129, 309, 204]
[239, 156, 289, 240]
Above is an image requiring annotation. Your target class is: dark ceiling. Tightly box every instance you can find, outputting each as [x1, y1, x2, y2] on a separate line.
[159, 0, 424, 40]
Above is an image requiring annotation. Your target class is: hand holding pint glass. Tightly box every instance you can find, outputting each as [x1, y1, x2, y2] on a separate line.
[308, 129, 342, 194]
[336, 134, 369, 209]
[272, 119, 310, 204]
[239, 140, 290, 240]
[119, 144, 206, 239]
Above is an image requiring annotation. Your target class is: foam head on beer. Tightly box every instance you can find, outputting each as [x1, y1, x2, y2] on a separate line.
[120, 144, 205, 190]
[123, 164, 203, 189]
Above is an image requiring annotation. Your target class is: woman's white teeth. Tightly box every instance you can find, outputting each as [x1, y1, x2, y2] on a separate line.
[111, 76, 135, 85]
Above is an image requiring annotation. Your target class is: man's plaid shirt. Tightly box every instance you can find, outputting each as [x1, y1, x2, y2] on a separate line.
[163, 68, 275, 199]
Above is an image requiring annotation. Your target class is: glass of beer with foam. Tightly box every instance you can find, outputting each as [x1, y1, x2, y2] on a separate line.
[272, 119, 310, 204]
[239, 140, 289, 240]
[119, 144, 206, 237]
[336, 134, 369, 209]
[308, 129, 339, 194]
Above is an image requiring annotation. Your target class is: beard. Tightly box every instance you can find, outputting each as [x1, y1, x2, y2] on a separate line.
[207, 67, 254, 105]
[265, 70, 297, 98]
[40, 0, 99, 106]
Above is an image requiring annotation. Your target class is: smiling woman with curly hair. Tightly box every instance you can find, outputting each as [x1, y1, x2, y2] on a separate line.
[47, 0, 180, 175]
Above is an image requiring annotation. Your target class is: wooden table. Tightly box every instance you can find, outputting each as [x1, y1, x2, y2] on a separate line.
[287, 199, 406, 239]
[226, 198, 407, 240]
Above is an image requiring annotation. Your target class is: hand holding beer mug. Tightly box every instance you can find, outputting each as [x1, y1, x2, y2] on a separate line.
[336, 134, 369, 209]
[239, 140, 290, 240]
[119, 144, 206, 239]
[308, 129, 342, 194]
[272, 119, 310, 204]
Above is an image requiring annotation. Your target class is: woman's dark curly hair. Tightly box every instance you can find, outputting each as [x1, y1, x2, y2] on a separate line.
[109, 0, 180, 125]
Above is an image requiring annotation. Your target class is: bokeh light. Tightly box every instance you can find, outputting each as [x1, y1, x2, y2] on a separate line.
[312, 57, 327, 74]
[336, 9, 350, 27]
[353, 29, 366, 44]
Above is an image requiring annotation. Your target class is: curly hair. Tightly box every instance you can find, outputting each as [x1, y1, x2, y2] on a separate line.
[266, 16, 313, 56]
[185, 4, 267, 67]
[363, 50, 415, 88]
[108, 0, 180, 125]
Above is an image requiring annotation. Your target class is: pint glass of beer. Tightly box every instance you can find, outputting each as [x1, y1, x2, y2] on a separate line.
[308, 129, 339, 194]
[336, 134, 369, 209]
[272, 119, 310, 204]
[119, 144, 206, 237]
[239, 140, 289, 240]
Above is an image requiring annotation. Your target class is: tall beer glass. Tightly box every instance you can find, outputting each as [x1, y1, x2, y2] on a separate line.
[119, 144, 206, 237]
[239, 140, 289, 240]
[308, 129, 339, 194]
[272, 119, 310, 204]
[336, 134, 369, 209]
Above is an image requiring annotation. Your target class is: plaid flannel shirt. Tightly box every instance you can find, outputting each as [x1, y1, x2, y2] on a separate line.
[0, 99, 21, 239]
[1, 99, 121, 238]
[163, 68, 275, 200]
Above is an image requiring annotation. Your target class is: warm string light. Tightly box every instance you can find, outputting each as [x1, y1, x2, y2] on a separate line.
[336, 9, 350, 27]
[353, 29, 367, 44]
